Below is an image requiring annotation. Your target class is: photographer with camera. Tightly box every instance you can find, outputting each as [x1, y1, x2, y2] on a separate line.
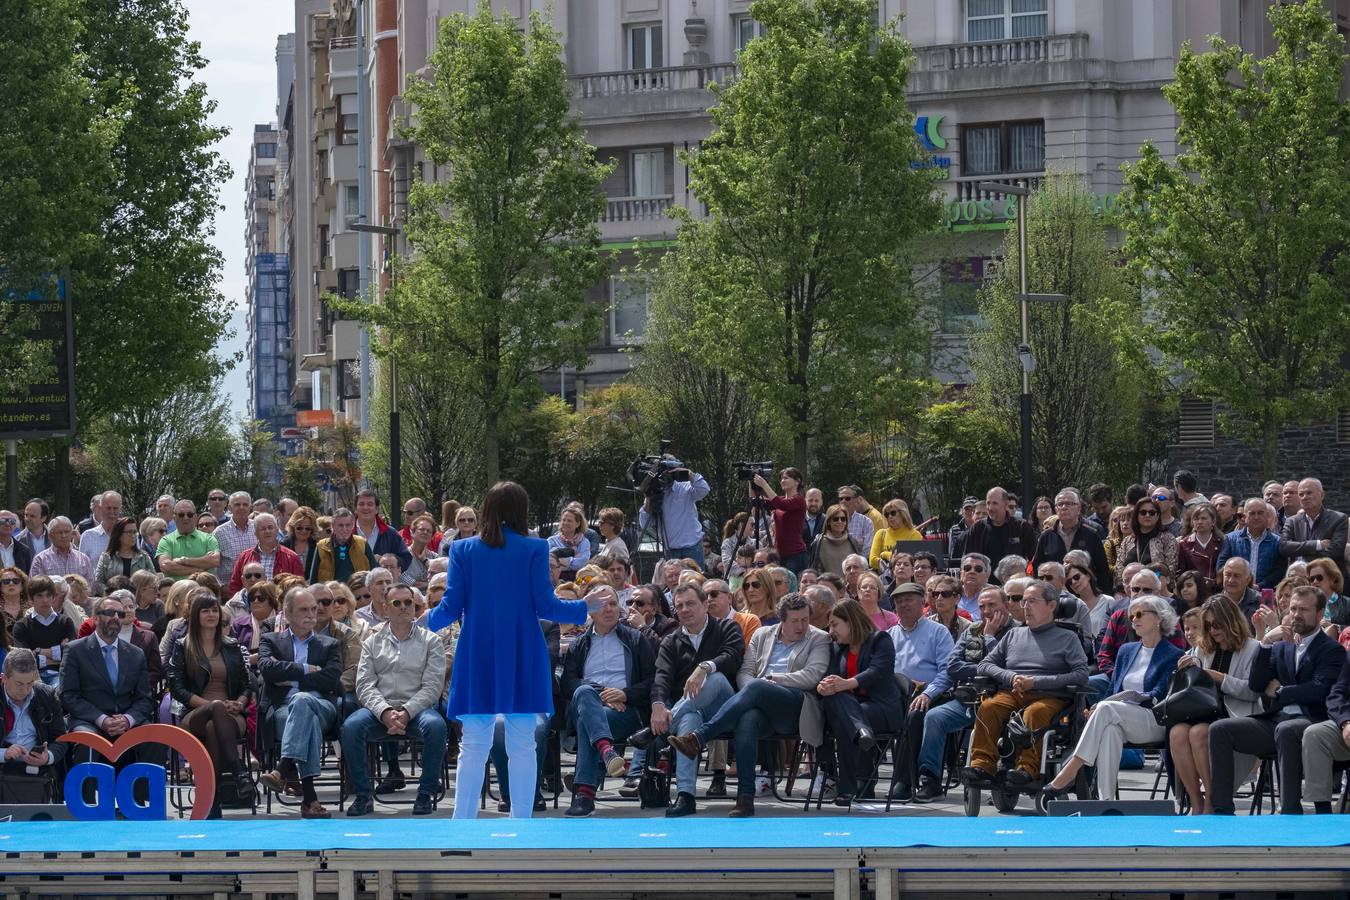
[633, 452, 711, 569]
[750, 468, 809, 576]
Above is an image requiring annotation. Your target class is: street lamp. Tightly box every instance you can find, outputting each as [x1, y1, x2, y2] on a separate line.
[975, 181, 1065, 511]
[350, 221, 403, 514]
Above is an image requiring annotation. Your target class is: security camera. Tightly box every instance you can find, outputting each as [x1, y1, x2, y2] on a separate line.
[1016, 343, 1036, 373]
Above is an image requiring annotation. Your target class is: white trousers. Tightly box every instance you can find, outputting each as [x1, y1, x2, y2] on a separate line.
[454, 714, 538, 819]
[1070, 700, 1164, 800]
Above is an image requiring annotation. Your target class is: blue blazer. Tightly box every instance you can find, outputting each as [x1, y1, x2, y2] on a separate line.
[1109, 639, 1184, 705]
[426, 530, 588, 719]
[1215, 529, 1283, 589]
[1247, 630, 1347, 722]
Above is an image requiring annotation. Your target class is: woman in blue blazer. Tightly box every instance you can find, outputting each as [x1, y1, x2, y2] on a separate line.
[426, 481, 592, 819]
[1042, 595, 1184, 800]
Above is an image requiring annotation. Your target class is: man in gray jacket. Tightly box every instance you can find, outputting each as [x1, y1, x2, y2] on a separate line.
[962, 580, 1089, 789]
[667, 593, 830, 817]
[341, 582, 447, 816]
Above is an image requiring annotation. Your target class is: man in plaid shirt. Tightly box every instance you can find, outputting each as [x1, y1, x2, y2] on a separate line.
[213, 491, 257, 584]
[29, 517, 94, 585]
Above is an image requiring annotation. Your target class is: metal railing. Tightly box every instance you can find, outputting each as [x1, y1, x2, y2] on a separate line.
[572, 63, 738, 99]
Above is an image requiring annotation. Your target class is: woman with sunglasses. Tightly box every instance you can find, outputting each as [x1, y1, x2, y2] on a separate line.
[866, 499, 923, 570]
[0, 567, 29, 632]
[1177, 502, 1221, 582]
[924, 574, 970, 641]
[1168, 596, 1261, 815]
[228, 581, 278, 669]
[742, 567, 786, 625]
[167, 591, 252, 817]
[1115, 499, 1178, 588]
[1065, 562, 1120, 640]
[1042, 595, 1183, 802]
[1306, 559, 1348, 640]
[809, 504, 862, 577]
[282, 506, 320, 581]
[93, 517, 156, 596]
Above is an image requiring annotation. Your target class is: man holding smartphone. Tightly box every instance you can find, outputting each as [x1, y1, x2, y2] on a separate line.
[1, 649, 68, 799]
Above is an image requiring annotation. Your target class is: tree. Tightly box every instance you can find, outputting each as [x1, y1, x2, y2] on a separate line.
[972, 176, 1156, 493]
[676, 0, 943, 469]
[309, 422, 363, 510]
[334, 5, 609, 484]
[227, 419, 277, 499]
[279, 454, 324, 511]
[1120, 0, 1350, 477]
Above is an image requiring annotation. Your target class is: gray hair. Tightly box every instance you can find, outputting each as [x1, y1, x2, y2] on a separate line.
[252, 513, 277, 530]
[1003, 576, 1032, 595]
[842, 554, 868, 571]
[1063, 549, 1092, 571]
[282, 586, 313, 614]
[995, 555, 1029, 584]
[3, 648, 38, 677]
[49, 516, 73, 531]
[1129, 568, 1162, 590]
[1054, 488, 1082, 508]
[1038, 561, 1066, 580]
[1129, 595, 1179, 635]
[428, 571, 447, 588]
[228, 491, 252, 505]
[94, 592, 130, 613]
[1222, 556, 1252, 575]
[156, 494, 175, 505]
[365, 567, 392, 588]
[804, 585, 835, 611]
[961, 552, 992, 571]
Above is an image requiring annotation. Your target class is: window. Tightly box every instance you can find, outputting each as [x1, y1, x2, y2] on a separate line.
[1338, 408, 1350, 445]
[342, 183, 360, 229]
[961, 120, 1044, 176]
[610, 277, 649, 344]
[256, 142, 278, 159]
[629, 149, 665, 197]
[337, 94, 357, 145]
[337, 268, 360, 299]
[256, 175, 274, 200]
[733, 15, 767, 51]
[259, 305, 274, 323]
[627, 23, 663, 69]
[966, 0, 1047, 42]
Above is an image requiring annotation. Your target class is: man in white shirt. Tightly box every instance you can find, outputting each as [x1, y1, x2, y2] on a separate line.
[74, 491, 122, 566]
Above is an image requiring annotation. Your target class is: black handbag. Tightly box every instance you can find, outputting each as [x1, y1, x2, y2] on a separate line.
[1152, 664, 1223, 727]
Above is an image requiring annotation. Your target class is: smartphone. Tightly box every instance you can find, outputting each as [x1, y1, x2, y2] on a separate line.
[1260, 588, 1275, 604]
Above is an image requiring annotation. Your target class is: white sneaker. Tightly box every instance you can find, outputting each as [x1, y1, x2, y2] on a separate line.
[755, 773, 772, 796]
[811, 772, 837, 802]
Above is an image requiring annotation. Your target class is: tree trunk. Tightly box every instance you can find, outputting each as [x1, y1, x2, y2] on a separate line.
[484, 409, 500, 487]
[54, 442, 71, 518]
[793, 431, 810, 472]
[1261, 408, 1279, 481]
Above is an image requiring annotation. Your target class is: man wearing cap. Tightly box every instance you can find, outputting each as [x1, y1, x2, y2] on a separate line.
[948, 498, 980, 559]
[885, 581, 955, 802]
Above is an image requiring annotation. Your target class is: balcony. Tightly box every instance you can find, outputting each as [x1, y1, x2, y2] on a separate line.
[950, 173, 1045, 202]
[599, 195, 677, 241]
[571, 63, 737, 122]
[908, 33, 1095, 97]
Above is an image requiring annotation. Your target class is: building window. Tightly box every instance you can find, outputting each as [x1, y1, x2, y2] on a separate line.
[630, 149, 665, 197]
[256, 142, 278, 159]
[733, 15, 767, 51]
[961, 120, 1044, 176]
[610, 277, 649, 344]
[257, 175, 274, 200]
[342, 183, 360, 229]
[337, 268, 360, 299]
[337, 94, 357, 145]
[1338, 408, 1350, 445]
[1177, 398, 1216, 447]
[966, 0, 1047, 42]
[627, 23, 663, 69]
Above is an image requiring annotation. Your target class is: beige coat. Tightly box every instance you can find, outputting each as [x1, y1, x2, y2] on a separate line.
[737, 623, 831, 746]
[356, 622, 447, 720]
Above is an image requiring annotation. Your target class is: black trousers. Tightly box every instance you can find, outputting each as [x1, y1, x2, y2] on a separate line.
[1208, 714, 1313, 814]
[822, 692, 896, 796]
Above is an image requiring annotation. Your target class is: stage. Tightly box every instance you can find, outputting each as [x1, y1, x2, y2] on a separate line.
[1, 816, 1348, 898]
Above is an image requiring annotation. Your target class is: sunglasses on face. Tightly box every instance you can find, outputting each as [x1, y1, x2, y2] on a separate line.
[243, 572, 265, 581]
[829, 515, 847, 522]
[1129, 585, 1150, 594]
[706, 590, 726, 597]
[1130, 610, 1152, 620]
[1310, 574, 1328, 583]
[1007, 595, 1024, 604]
[928, 589, 956, 599]
[95, 609, 122, 618]
[209, 495, 226, 502]
[961, 565, 984, 573]
[885, 510, 902, 518]
[0, 578, 20, 586]
[317, 597, 335, 606]
[1068, 573, 1084, 583]
[387, 598, 410, 609]
[175, 512, 194, 518]
[1137, 509, 1159, 517]
[0, 517, 17, 527]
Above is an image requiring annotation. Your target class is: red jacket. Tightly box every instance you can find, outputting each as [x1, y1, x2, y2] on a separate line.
[228, 544, 304, 596]
[398, 525, 443, 553]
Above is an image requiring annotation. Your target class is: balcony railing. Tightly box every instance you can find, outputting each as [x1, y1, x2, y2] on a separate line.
[573, 63, 738, 99]
[602, 195, 674, 223]
[913, 33, 1088, 73]
[951, 174, 1045, 202]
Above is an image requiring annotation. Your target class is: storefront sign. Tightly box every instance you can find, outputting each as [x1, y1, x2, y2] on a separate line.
[945, 189, 1127, 231]
[913, 115, 953, 181]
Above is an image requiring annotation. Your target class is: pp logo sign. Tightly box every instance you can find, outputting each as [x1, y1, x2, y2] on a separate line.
[59, 724, 216, 820]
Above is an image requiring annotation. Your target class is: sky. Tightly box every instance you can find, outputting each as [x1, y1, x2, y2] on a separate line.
[185, 0, 296, 421]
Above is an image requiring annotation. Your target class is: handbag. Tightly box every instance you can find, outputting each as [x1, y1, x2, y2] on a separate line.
[1152, 664, 1223, 727]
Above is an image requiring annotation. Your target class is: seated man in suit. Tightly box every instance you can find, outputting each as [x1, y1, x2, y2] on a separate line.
[1, 649, 68, 799]
[258, 586, 343, 819]
[668, 592, 830, 817]
[58, 593, 156, 780]
[626, 582, 744, 818]
[561, 584, 655, 818]
[1209, 584, 1346, 815]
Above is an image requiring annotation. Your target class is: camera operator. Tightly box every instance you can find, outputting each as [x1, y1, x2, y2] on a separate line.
[636, 458, 711, 569]
[751, 468, 809, 576]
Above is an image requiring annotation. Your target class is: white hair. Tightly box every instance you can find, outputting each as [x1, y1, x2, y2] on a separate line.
[1129, 568, 1162, 589]
[365, 567, 392, 587]
[49, 516, 73, 531]
[1129, 595, 1179, 636]
[229, 491, 252, 505]
[842, 554, 868, 571]
[253, 513, 277, 530]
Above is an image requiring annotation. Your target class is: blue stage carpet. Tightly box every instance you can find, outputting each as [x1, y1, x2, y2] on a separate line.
[1, 816, 1347, 854]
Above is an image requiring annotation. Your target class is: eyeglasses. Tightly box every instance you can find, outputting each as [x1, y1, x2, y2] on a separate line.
[1068, 573, 1084, 584]
[0, 578, 20, 586]
[1152, 495, 1169, 503]
[828, 516, 847, 522]
[927, 589, 957, 599]
[175, 512, 194, 518]
[243, 572, 265, 581]
[885, 510, 902, 518]
[961, 565, 985, 573]
[0, 517, 17, 527]
[1129, 584, 1150, 594]
[1137, 509, 1159, 517]
[1130, 610, 1152, 620]
[1310, 574, 1328, 584]
[208, 495, 226, 502]
[387, 598, 409, 609]
[95, 609, 122, 618]
[317, 597, 334, 606]
[706, 590, 726, 597]
[1007, 595, 1024, 604]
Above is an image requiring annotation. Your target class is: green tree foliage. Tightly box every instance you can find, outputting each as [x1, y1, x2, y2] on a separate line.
[227, 419, 278, 499]
[972, 176, 1156, 493]
[336, 5, 610, 484]
[309, 422, 364, 511]
[279, 454, 324, 512]
[1121, 0, 1350, 477]
[676, 0, 943, 469]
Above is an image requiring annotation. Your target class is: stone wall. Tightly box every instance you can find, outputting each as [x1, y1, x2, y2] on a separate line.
[1166, 417, 1350, 510]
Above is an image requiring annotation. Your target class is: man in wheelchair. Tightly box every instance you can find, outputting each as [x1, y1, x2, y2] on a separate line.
[961, 581, 1090, 792]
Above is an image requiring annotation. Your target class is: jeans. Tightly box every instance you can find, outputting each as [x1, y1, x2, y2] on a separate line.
[454, 714, 538, 819]
[1086, 673, 1111, 703]
[667, 542, 705, 570]
[488, 714, 548, 803]
[917, 699, 973, 778]
[780, 551, 810, 576]
[340, 707, 447, 798]
[568, 684, 641, 788]
[269, 693, 337, 779]
[661, 671, 734, 796]
[696, 678, 802, 797]
[1209, 714, 1313, 814]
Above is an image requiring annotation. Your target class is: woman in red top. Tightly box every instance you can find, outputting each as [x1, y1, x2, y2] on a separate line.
[1177, 501, 1221, 582]
[752, 467, 808, 575]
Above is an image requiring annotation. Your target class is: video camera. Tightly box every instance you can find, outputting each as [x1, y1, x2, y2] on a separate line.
[734, 460, 775, 481]
[626, 439, 688, 497]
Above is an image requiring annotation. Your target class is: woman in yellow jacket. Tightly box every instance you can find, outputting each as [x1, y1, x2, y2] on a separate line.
[868, 499, 924, 569]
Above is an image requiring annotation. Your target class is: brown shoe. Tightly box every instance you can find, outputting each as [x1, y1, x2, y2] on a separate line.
[300, 800, 331, 819]
[667, 732, 703, 759]
[260, 769, 302, 797]
[729, 795, 755, 818]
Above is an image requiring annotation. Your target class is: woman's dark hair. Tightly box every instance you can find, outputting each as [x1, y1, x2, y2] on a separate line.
[1066, 562, 1098, 596]
[480, 481, 529, 548]
[829, 598, 876, 647]
[188, 571, 222, 600]
[440, 499, 460, 530]
[1130, 499, 1162, 537]
[1174, 570, 1211, 609]
[1032, 495, 1053, 529]
[637, 583, 673, 619]
[183, 591, 225, 675]
[723, 511, 749, 540]
[780, 467, 804, 491]
[106, 517, 137, 556]
[246, 581, 279, 611]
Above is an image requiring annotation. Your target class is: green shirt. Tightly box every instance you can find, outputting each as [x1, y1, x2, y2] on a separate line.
[156, 529, 221, 581]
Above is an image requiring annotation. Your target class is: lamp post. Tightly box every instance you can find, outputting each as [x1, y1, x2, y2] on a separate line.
[350, 221, 402, 514]
[975, 180, 1065, 511]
